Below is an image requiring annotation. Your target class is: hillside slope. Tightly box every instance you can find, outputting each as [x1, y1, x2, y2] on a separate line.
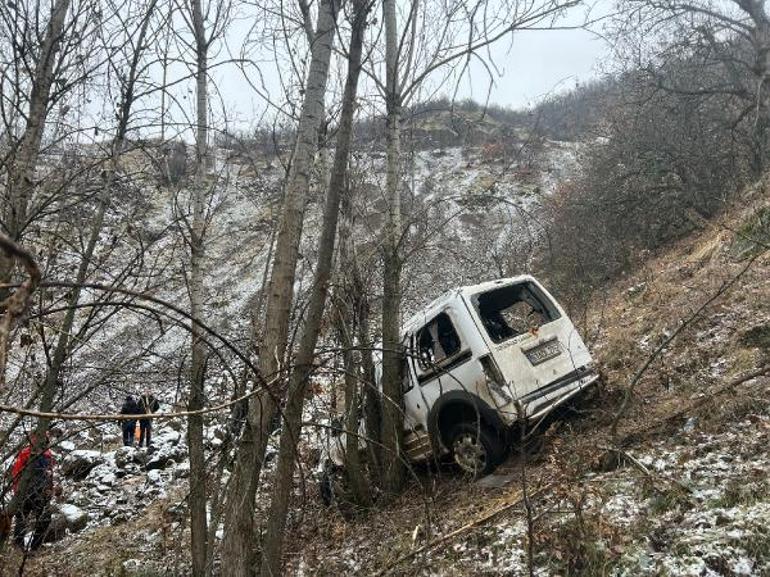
[4, 180, 769, 577]
[290, 182, 770, 576]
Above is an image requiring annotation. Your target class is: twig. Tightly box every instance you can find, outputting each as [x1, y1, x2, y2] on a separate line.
[600, 445, 693, 495]
[618, 363, 770, 445]
[376, 484, 551, 576]
[0, 375, 279, 421]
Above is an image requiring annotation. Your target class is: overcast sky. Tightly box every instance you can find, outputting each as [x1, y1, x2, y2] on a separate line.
[455, 26, 610, 108]
[99, 1, 615, 141]
[199, 2, 613, 132]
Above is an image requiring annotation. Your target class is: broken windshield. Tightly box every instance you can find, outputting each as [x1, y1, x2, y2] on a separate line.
[473, 282, 560, 343]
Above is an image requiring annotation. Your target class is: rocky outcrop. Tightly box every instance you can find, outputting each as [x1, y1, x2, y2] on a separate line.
[61, 450, 105, 480]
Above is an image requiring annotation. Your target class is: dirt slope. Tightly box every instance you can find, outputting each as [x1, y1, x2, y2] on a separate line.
[5, 183, 770, 577]
[291, 182, 770, 576]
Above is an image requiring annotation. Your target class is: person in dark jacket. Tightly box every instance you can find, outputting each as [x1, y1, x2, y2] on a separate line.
[10, 432, 58, 551]
[138, 390, 160, 447]
[119, 395, 141, 446]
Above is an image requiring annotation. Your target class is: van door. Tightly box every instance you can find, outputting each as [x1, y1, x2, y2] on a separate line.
[406, 309, 480, 421]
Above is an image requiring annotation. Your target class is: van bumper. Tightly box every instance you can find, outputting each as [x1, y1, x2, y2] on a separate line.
[519, 367, 599, 421]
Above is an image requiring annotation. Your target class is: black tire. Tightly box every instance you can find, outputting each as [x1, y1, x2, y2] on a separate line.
[448, 422, 505, 477]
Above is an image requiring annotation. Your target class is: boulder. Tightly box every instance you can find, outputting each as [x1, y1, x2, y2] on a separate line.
[173, 462, 190, 479]
[155, 427, 181, 446]
[169, 445, 188, 462]
[114, 446, 146, 469]
[58, 503, 88, 532]
[58, 440, 75, 452]
[62, 450, 104, 480]
[145, 451, 170, 471]
[86, 463, 116, 486]
[44, 504, 88, 542]
[43, 514, 68, 543]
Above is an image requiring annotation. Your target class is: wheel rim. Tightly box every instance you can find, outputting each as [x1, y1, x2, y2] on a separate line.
[452, 432, 487, 474]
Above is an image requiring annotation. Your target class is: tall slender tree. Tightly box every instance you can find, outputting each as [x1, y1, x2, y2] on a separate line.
[221, 1, 341, 574]
[188, 0, 212, 572]
[259, 2, 371, 572]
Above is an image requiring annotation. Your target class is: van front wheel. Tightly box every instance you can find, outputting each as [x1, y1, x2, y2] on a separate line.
[449, 422, 504, 477]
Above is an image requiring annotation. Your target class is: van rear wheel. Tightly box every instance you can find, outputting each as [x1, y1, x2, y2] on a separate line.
[449, 422, 504, 477]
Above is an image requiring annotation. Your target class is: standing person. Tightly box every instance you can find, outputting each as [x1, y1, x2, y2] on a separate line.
[138, 389, 159, 448]
[119, 395, 141, 447]
[10, 432, 58, 551]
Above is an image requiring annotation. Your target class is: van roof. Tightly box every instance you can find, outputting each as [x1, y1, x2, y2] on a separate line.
[402, 274, 536, 333]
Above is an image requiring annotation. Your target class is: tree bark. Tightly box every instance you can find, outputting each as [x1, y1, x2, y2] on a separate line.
[337, 155, 373, 504]
[259, 3, 368, 573]
[189, 0, 210, 573]
[220, 2, 341, 574]
[379, 0, 405, 496]
[337, 304, 372, 507]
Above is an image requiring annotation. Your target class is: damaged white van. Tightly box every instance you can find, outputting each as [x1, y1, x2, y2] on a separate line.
[327, 275, 599, 479]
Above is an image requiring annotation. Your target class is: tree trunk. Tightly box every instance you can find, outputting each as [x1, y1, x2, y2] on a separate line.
[220, 1, 340, 574]
[337, 304, 372, 507]
[189, 0, 210, 573]
[379, 0, 405, 496]
[259, 4, 368, 573]
[359, 295, 381, 474]
[753, 7, 770, 175]
[0, 0, 70, 285]
[337, 158, 372, 505]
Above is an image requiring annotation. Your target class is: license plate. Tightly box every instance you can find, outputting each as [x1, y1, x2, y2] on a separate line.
[524, 339, 561, 365]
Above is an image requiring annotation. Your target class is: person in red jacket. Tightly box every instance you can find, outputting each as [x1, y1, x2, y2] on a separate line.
[10, 431, 57, 551]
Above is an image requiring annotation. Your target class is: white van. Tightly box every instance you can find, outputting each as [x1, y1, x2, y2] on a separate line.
[325, 275, 598, 479]
[396, 275, 598, 475]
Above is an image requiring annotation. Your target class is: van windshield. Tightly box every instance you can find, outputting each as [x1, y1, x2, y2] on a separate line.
[473, 282, 560, 343]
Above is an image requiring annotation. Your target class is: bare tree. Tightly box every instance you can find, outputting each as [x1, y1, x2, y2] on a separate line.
[615, 0, 770, 173]
[220, 1, 342, 574]
[188, 0, 212, 571]
[258, 3, 371, 572]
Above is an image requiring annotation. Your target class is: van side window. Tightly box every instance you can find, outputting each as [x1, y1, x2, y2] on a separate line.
[416, 312, 461, 370]
[475, 282, 560, 343]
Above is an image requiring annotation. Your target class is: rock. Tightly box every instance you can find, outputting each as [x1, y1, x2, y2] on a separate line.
[102, 433, 120, 444]
[165, 502, 186, 521]
[59, 440, 75, 452]
[86, 463, 116, 486]
[44, 514, 68, 543]
[59, 503, 88, 532]
[146, 444, 180, 470]
[169, 445, 188, 462]
[165, 419, 184, 432]
[146, 470, 162, 484]
[62, 450, 104, 480]
[173, 462, 190, 479]
[155, 428, 181, 446]
[44, 504, 88, 542]
[114, 446, 146, 468]
[145, 453, 170, 471]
